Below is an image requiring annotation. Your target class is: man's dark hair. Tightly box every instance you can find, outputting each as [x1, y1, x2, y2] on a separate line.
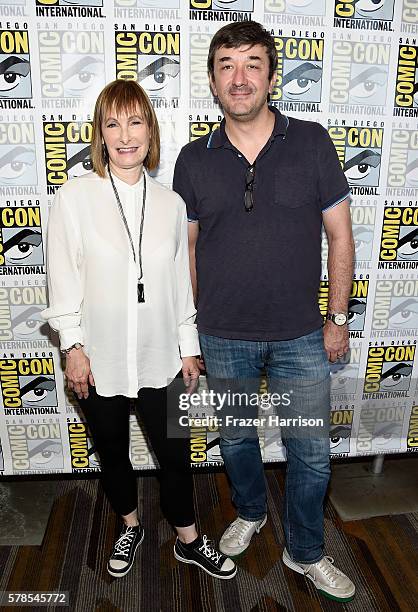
[207, 21, 278, 81]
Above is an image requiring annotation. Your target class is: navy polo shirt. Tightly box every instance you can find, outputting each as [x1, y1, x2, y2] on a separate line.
[173, 107, 350, 341]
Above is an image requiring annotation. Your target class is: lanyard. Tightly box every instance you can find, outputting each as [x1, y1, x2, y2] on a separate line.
[108, 165, 147, 302]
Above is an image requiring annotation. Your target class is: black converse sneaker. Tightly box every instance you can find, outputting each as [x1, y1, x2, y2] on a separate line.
[174, 534, 237, 579]
[107, 524, 144, 578]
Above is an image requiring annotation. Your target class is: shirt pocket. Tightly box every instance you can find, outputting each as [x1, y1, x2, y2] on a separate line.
[274, 163, 316, 208]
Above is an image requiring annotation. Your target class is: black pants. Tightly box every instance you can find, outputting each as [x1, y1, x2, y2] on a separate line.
[77, 384, 195, 527]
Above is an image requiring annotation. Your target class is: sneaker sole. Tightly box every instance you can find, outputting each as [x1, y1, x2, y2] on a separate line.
[174, 549, 237, 580]
[219, 515, 267, 557]
[107, 530, 145, 578]
[282, 551, 355, 602]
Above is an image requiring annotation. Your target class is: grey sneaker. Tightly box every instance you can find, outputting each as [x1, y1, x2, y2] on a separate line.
[219, 516, 267, 556]
[282, 548, 355, 602]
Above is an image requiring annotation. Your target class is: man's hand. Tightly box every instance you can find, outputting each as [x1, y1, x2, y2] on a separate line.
[65, 348, 95, 399]
[323, 321, 349, 363]
[181, 356, 200, 394]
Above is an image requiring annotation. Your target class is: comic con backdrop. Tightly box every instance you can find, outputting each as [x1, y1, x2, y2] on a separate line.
[0, 0, 417, 475]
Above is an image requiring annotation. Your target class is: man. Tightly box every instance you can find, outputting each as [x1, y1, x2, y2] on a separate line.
[173, 21, 355, 603]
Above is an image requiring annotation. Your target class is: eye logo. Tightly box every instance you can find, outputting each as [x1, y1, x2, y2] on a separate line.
[62, 55, 104, 99]
[389, 298, 418, 328]
[372, 279, 418, 332]
[272, 37, 324, 106]
[0, 206, 44, 267]
[330, 362, 359, 396]
[27, 439, 63, 469]
[372, 421, 402, 449]
[7, 422, 62, 473]
[329, 409, 353, 455]
[329, 126, 383, 191]
[318, 279, 368, 333]
[3, 229, 42, 264]
[0, 286, 48, 344]
[348, 297, 367, 330]
[330, 425, 351, 452]
[0, 358, 57, 412]
[39, 31, 105, 102]
[379, 207, 418, 263]
[330, 42, 390, 110]
[379, 363, 412, 390]
[0, 145, 37, 187]
[43, 121, 93, 193]
[137, 55, 180, 97]
[115, 31, 180, 102]
[344, 149, 381, 186]
[13, 306, 47, 339]
[334, 0, 395, 21]
[67, 145, 92, 179]
[364, 345, 415, 395]
[0, 122, 37, 190]
[357, 405, 405, 454]
[0, 30, 32, 100]
[0, 208, 44, 266]
[20, 375, 56, 407]
[282, 62, 322, 100]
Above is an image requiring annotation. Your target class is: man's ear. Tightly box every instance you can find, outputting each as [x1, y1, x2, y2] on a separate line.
[268, 72, 277, 95]
[209, 74, 218, 97]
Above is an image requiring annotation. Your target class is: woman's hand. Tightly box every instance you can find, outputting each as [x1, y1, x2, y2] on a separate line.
[65, 348, 95, 399]
[181, 356, 200, 394]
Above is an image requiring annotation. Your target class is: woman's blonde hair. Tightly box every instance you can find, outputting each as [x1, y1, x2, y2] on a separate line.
[91, 79, 160, 177]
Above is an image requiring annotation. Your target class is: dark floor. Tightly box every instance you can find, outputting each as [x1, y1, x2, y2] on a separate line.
[0, 457, 417, 612]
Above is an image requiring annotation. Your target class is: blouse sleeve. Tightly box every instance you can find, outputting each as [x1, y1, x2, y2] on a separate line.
[42, 186, 85, 350]
[175, 201, 201, 358]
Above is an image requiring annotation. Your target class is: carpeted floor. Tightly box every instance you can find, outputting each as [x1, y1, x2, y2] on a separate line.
[0, 467, 417, 612]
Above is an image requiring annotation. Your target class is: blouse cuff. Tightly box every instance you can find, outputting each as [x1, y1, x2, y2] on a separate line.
[179, 335, 200, 358]
[59, 327, 84, 351]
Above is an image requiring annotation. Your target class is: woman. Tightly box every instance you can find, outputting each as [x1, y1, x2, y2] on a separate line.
[43, 79, 236, 581]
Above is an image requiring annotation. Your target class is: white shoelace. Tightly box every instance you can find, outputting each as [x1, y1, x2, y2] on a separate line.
[198, 535, 222, 565]
[307, 556, 345, 583]
[225, 519, 254, 544]
[113, 527, 136, 558]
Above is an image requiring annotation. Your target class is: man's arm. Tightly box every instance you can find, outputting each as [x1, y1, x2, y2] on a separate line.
[188, 222, 199, 304]
[322, 198, 355, 362]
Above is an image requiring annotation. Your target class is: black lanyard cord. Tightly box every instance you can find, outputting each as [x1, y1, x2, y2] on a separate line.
[108, 164, 147, 283]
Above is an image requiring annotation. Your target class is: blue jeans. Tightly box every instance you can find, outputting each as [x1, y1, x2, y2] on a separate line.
[199, 328, 331, 564]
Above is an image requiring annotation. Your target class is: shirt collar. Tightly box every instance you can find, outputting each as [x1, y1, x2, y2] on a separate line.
[207, 106, 289, 149]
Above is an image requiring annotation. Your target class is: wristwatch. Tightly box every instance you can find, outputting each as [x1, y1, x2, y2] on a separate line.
[326, 312, 348, 326]
[61, 342, 84, 355]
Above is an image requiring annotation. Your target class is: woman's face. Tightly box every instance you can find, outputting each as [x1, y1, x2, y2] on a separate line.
[101, 106, 150, 176]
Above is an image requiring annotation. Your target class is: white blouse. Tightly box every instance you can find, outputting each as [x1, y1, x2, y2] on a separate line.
[42, 171, 200, 397]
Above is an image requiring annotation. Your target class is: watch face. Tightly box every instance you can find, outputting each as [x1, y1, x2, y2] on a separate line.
[334, 313, 347, 325]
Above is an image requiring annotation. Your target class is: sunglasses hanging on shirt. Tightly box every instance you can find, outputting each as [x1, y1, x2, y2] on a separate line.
[244, 164, 256, 212]
[108, 164, 146, 303]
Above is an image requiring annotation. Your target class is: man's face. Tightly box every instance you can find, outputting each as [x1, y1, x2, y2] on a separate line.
[210, 44, 275, 122]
